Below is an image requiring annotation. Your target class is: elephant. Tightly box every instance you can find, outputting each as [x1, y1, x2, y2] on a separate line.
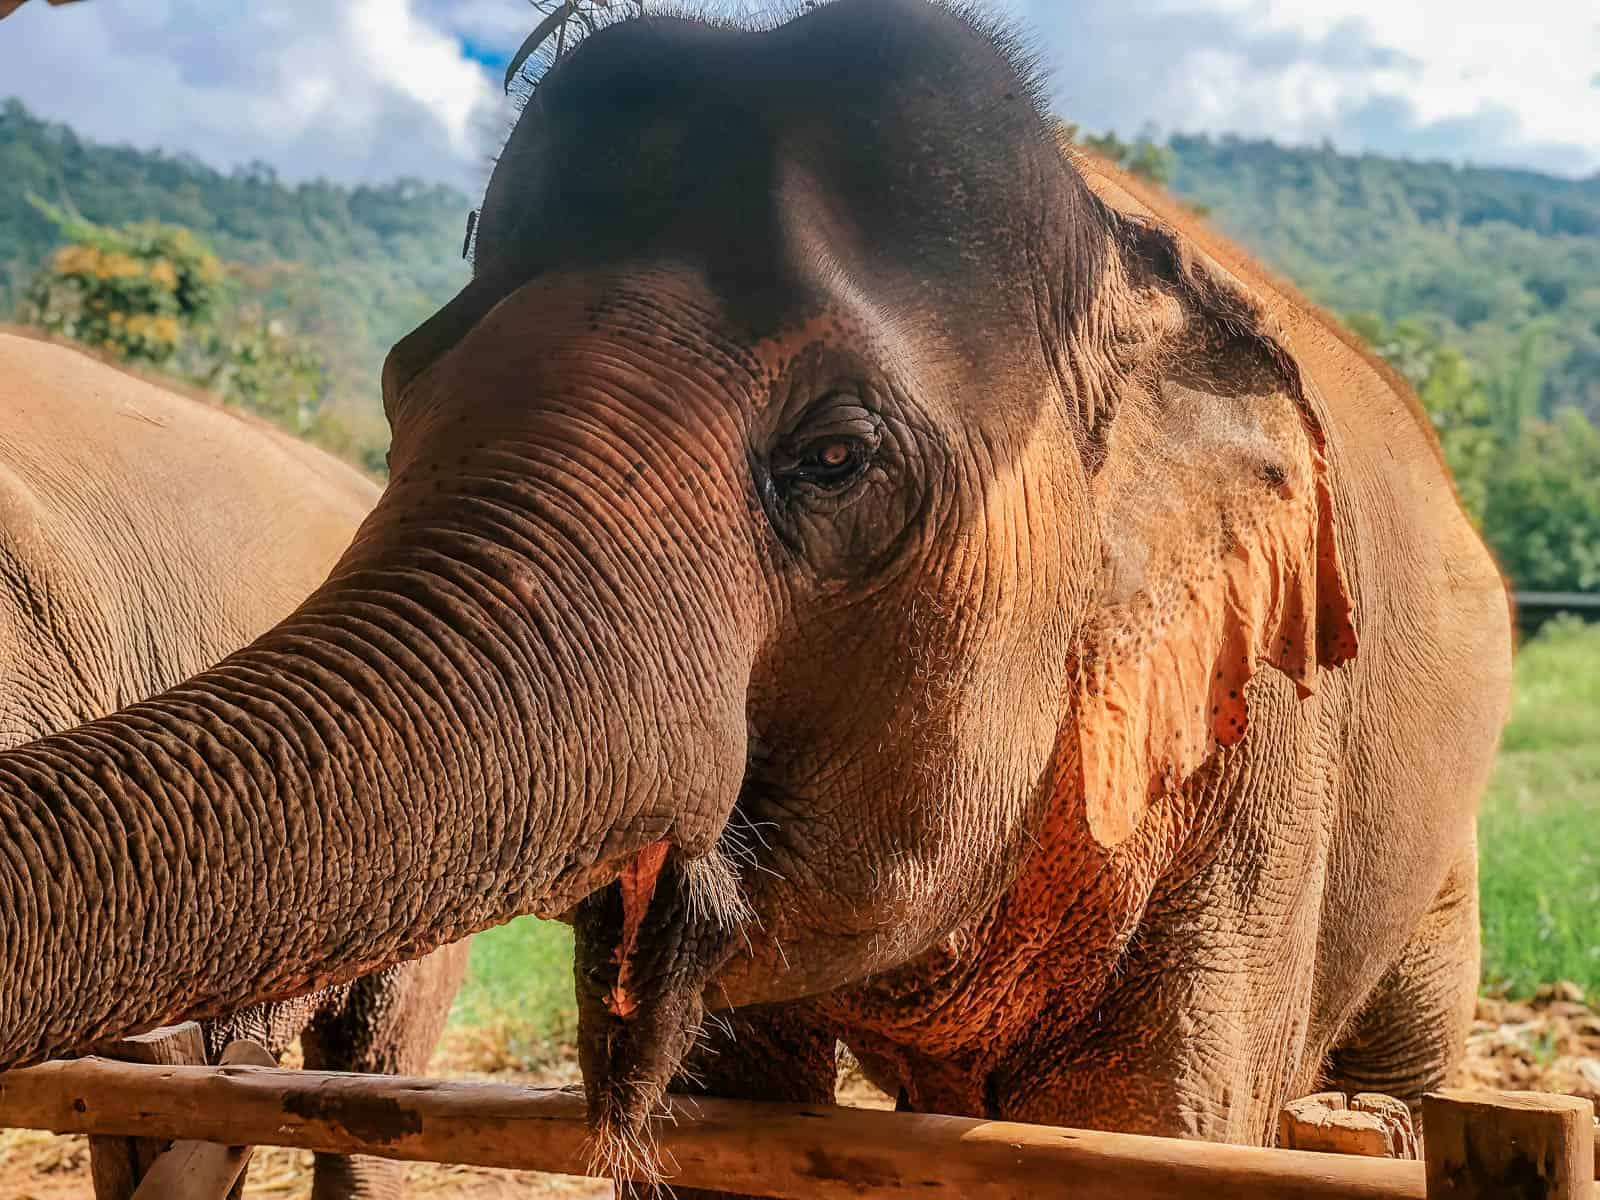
[0, 0, 1512, 1193]
[0, 331, 470, 1198]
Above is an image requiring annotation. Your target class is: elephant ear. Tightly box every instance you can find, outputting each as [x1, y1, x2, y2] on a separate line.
[1071, 212, 1357, 849]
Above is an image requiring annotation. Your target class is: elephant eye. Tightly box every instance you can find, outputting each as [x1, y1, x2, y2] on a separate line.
[771, 399, 883, 498]
[792, 437, 866, 487]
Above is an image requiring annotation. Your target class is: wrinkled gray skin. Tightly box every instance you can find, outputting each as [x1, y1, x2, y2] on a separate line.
[0, 333, 468, 1199]
[0, 2, 1508, 1196]
[453, 3, 1506, 1192]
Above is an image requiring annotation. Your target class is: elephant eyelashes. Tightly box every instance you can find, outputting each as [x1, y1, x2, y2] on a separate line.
[770, 399, 884, 500]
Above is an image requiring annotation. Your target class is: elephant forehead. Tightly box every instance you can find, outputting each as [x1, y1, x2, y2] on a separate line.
[405, 267, 962, 440]
[472, 5, 1091, 353]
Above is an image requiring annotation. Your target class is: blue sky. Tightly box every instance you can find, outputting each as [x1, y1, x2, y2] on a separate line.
[0, 0, 1595, 189]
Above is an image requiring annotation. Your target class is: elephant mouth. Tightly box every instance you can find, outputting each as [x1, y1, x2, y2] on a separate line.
[605, 839, 671, 1021]
[572, 838, 750, 1178]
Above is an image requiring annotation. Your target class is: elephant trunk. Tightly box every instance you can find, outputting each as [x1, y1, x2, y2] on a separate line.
[0, 461, 752, 1069]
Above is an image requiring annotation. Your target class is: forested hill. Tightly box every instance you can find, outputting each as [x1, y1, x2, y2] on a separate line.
[0, 98, 470, 450]
[4, 95, 1599, 437]
[1164, 134, 1600, 422]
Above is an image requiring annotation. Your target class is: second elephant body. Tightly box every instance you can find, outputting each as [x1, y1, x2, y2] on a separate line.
[0, 333, 468, 1198]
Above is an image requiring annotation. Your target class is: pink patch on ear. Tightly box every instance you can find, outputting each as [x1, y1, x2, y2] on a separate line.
[1074, 449, 1356, 849]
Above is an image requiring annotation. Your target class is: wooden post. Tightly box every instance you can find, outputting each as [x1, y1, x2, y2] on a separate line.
[129, 1040, 275, 1200]
[87, 1023, 208, 1200]
[1423, 1090, 1595, 1200]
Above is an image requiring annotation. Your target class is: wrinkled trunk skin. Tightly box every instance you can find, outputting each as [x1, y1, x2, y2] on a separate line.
[0, 455, 750, 1070]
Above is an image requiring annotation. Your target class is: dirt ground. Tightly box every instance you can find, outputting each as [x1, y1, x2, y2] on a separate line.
[4, 986, 1597, 1199]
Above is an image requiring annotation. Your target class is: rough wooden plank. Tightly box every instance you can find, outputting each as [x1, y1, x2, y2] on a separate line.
[0, 1058, 1427, 1199]
[87, 1024, 208, 1200]
[130, 1040, 275, 1200]
[1424, 1089, 1595, 1200]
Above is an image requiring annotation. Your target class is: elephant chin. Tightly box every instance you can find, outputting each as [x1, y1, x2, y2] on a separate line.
[573, 842, 750, 1180]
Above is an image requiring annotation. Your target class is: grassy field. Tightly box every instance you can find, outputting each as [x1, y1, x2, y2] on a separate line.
[449, 620, 1600, 1056]
[449, 914, 575, 1068]
[1479, 618, 1600, 998]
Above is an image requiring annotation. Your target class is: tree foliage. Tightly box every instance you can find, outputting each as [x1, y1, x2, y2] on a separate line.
[1348, 314, 1600, 592]
[0, 98, 467, 465]
[1483, 412, 1600, 593]
[23, 199, 222, 365]
[23, 206, 340, 448]
[1058, 123, 1176, 187]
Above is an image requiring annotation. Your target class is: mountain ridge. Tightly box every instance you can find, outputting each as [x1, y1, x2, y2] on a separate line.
[4, 98, 1597, 442]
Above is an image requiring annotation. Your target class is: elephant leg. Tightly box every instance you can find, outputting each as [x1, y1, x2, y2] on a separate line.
[618, 1004, 837, 1200]
[1321, 847, 1479, 1112]
[300, 939, 474, 1200]
[202, 991, 332, 1063]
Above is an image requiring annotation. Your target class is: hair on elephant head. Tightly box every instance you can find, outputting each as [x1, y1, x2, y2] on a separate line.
[374, 0, 1357, 1168]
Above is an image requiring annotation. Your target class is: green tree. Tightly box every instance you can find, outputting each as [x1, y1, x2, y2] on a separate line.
[194, 310, 329, 435]
[1056, 123, 1175, 187]
[22, 199, 222, 366]
[24, 210, 342, 448]
[1484, 326, 1547, 446]
[1350, 313, 1599, 591]
[1481, 411, 1600, 592]
[180, 260, 332, 437]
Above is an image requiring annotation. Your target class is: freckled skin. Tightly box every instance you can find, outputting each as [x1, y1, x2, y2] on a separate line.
[0, 333, 468, 1199]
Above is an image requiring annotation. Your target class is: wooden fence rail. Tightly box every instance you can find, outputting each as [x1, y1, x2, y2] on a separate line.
[1513, 590, 1600, 633]
[0, 1047, 1592, 1199]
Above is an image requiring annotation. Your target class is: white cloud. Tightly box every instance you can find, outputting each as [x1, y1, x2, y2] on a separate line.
[418, 0, 542, 49]
[1016, 0, 1600, 176]
[0, 0, 1594, 184]
[0, 0, 507, 186]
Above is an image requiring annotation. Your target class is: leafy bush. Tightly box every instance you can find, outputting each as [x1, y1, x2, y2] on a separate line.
[1, 98, 469, 468]
[1482, 413, 1600, 592]
[1345, 314, 1600, 593]
[23, 199, 221, 366]
[23, 207, 352, 452]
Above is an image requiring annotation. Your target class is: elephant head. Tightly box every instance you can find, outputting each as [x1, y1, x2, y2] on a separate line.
[0, 0, 1355, 1175]
[383, 0, 1356, 1160]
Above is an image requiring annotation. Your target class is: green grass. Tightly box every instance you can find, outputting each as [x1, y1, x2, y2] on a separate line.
[447, 917, 576, 1065]
[1478, 617, 1600, 999]
[447, 622, 1600, 1044]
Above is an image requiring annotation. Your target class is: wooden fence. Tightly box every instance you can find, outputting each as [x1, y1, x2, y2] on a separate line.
[0, 1024, 1594, 1200]
[1514, 591, 1600, 633]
